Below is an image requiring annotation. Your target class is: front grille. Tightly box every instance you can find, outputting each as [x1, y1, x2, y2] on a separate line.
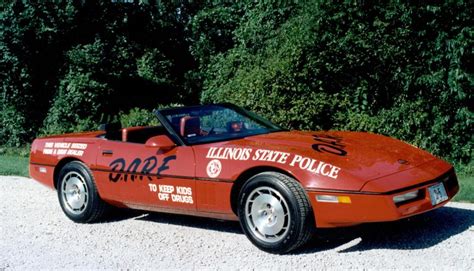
[394, 169, 458, 207]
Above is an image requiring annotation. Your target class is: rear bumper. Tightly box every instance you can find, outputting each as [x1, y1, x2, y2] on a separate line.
[29, 163, 55, 189]
[308, 169, 459, 228]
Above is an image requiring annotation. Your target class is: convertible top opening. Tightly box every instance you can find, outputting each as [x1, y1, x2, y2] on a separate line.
[157, 103, 284, 145]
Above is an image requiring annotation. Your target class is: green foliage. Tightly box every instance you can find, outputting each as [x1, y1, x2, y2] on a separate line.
[42, 40, 111, 135]
[188, 3, 244, 66]
[1, 1, 76, 144]
[201, 1, 473, 164]
[1, 0, 198, 140]
[0, 106, 28, 147]
[0, 0, 472, 167]
[0, 145, 30, 158]
[118, 103, 185, 128]
[455, 175, 474, 203]
[0, 155, 29, 177]
[137, 49, 173, 86]
[119, 108, 159, 128]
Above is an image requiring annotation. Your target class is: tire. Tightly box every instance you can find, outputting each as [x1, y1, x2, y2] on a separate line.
[57, 161, 108, 223]
[237, 172, 314, 254]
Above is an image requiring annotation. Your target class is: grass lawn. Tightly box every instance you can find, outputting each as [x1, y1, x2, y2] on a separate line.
[454, 175, 473, 203]
[0, 155, 29, 177]
[0, 154, 472, 203]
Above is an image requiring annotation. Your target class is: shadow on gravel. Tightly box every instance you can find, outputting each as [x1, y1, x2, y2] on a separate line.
[295, 206, 474, 254]
[96, 207, 243, 233]
[134, 211, 242, 234]
[99, 205, 473, 254]
[100, 208, 149, 223]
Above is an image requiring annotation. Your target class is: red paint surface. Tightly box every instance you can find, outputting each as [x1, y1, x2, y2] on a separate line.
[29, 128, 459, 228]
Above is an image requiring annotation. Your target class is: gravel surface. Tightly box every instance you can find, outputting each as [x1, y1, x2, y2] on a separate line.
[1, 176, 473, 270]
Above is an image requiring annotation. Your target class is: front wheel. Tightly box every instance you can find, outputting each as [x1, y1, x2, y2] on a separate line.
[237, 172, 314, 254]
[57, 161, 108, 223]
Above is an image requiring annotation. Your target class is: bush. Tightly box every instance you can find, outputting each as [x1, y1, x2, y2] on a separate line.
[42, 39, 112, 135]
[1, 1, 199, 144]
[118, 103, 185, 128]
[119, 108, 159, 127]
[0, 1, 471, 167]
[0, 1, 76, 145]
[200, 1, 473, 164]
[0, 106, 28, 147]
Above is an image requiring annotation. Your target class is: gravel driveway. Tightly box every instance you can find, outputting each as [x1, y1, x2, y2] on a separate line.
[1, 176, 473, 270]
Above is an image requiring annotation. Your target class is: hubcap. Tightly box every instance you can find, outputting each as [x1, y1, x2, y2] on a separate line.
[61, 172, 88, 215]
[245, 186, 290, 243]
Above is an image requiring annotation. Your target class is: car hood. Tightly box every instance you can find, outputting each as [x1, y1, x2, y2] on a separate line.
[241, 131, 437, 189]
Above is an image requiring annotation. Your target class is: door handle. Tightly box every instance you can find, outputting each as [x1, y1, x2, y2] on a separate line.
[102, 150, 113, 156]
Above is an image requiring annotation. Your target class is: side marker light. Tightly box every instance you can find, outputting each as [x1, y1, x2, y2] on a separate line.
[316, 195, 351, 204]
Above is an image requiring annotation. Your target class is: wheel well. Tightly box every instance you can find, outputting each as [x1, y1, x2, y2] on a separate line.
[53, 157, 82, 189]
[230, 166, 299, 215]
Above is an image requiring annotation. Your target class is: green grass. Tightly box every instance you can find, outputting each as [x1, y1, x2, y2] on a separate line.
[455, 175, 474, 203]
[0, 155, 29, 177]
[0, 153, 472, 202]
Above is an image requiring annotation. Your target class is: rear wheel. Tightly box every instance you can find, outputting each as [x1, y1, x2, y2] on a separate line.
[238, 172, 314, 254]
[57, 161, 107, 223]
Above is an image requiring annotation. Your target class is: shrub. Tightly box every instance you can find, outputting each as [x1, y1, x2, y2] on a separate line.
[0, 106, 28, 147]
[200, 1, 473, 164]
[119, 108, 159, 128]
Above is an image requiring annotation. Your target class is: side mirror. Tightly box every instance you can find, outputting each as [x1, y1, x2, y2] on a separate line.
[145, 135, 176, 150]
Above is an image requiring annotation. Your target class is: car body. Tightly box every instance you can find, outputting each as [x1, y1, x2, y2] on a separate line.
[29, 103, 459, 253]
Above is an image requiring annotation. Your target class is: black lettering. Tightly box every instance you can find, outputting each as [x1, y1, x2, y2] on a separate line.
[312, 144, 347, 156]
[312, 134, 347, 156]
[126, 158, 142, 182]
[109, 158, 125, 182]
[157, 155, 176, 175]
[313, 135, 344, 146]
[141, 156, 157, 181]
[109, 155, 178, 183]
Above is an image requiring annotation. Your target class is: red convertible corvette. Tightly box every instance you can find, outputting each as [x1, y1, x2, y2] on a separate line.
[29, 103, 459, 253]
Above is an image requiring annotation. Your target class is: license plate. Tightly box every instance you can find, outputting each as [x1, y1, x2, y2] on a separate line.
[428, 183, 448, 206]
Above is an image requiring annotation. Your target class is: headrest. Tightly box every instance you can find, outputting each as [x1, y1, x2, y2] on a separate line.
[227, 121, 245, 133]
[180, 116, 201, 137]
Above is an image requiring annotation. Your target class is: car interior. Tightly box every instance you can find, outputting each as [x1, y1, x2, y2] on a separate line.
[99, 115, 248, 144]
[99, 123, 166, 144]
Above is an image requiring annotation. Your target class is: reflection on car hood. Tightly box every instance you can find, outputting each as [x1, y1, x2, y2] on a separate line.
[241, 130, 437, 183]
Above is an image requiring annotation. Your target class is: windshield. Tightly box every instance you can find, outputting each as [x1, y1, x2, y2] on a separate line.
[157, 104, 284, 145]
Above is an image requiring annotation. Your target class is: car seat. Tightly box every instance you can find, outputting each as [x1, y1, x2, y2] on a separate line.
[180, 116, 201, 138]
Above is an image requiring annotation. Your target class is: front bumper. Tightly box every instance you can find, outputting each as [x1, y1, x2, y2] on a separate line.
[307, 169, 459, 228]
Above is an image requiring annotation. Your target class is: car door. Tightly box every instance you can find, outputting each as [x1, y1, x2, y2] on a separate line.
[93, 137, 196, 211]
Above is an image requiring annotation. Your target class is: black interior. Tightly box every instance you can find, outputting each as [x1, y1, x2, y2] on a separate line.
[100, 122, 122, 141]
